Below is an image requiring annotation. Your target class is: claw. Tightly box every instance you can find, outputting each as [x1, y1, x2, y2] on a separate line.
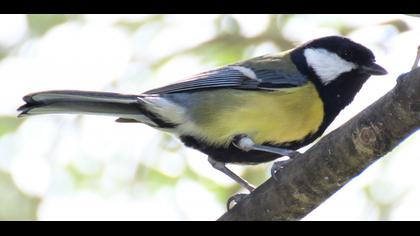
[271, 159, 291, 182]
[227, 193, 249, 210]
[271, 152, 301, 182]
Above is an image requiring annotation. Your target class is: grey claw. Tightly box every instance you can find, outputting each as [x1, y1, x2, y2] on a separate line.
[270, 158, 294, 182]
[227, 193, 249, 210]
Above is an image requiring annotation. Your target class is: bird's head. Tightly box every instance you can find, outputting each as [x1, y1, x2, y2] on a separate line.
[292, 36, 387, 86]
[290, 36, 388, 126]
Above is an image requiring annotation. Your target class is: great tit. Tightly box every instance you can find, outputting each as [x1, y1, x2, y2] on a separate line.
[18, 36, 387, 192]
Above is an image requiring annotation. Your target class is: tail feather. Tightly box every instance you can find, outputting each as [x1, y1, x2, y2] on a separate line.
[17, 90, 155, 125]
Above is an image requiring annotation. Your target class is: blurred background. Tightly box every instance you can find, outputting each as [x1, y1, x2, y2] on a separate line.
[1, 14, 420, 220]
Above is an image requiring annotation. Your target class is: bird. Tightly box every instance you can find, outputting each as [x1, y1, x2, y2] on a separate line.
[17, 35, 387, 193]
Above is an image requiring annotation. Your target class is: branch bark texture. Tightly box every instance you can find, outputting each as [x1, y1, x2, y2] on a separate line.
[218, 68, 420, 221]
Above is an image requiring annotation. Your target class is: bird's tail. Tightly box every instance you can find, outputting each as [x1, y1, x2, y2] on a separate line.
[17, 90, 153, 124]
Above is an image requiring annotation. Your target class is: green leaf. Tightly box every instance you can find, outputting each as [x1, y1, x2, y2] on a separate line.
[0, 116, 24, 138]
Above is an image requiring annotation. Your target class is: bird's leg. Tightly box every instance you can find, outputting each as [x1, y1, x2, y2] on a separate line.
[210, 135, 302, 209]
[208, 156, 255, 192]
[232, 134, 301, 181]
[208, 156, 254, 210]
[232, 134, 300, 157]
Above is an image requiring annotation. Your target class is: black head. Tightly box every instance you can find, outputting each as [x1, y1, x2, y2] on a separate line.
[291, 36, 387, 86]
[302, 36, 375, 66]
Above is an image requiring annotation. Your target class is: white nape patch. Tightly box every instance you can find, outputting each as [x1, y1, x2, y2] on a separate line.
[304, 48, 357, 85]
[229, 65, 260, 81]
[141, 96, 187, 124]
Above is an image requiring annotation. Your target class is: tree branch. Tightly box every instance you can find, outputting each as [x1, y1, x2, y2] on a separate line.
[218, 67, 420, 221]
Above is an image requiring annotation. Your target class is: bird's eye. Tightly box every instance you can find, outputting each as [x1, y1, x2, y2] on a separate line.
[343, 50, 351, 57]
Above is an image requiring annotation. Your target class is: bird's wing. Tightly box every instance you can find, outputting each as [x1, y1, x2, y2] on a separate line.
[144, 66, 307, 94]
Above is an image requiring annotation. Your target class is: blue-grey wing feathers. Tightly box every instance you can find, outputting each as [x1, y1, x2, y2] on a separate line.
[144, 66, 307, 94]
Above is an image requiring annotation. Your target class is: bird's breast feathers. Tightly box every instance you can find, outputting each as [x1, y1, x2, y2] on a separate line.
[167, 82, 325, 147]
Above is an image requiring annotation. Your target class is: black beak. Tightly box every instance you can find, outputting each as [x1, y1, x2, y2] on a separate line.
[361, 63, 387, 75]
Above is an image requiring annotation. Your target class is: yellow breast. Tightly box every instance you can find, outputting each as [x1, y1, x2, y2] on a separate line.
[188, 82, 324, 147]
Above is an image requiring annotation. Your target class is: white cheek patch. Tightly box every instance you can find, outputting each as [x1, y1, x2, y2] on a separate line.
[304, 48, 357, 85]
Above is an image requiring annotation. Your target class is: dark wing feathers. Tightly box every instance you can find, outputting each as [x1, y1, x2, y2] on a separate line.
[252, 68, 307, 89]
[145, 67, 246, 94]
[144, 66, 306, 94]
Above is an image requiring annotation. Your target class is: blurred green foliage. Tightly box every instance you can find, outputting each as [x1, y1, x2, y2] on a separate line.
[0, 116, 23, 138]
[27, 14, 82, 36]
[0, 170, 39, 220]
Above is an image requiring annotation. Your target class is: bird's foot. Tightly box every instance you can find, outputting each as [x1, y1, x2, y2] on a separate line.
[227, 193, 249, 210]
[270, 152, 301, 182]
